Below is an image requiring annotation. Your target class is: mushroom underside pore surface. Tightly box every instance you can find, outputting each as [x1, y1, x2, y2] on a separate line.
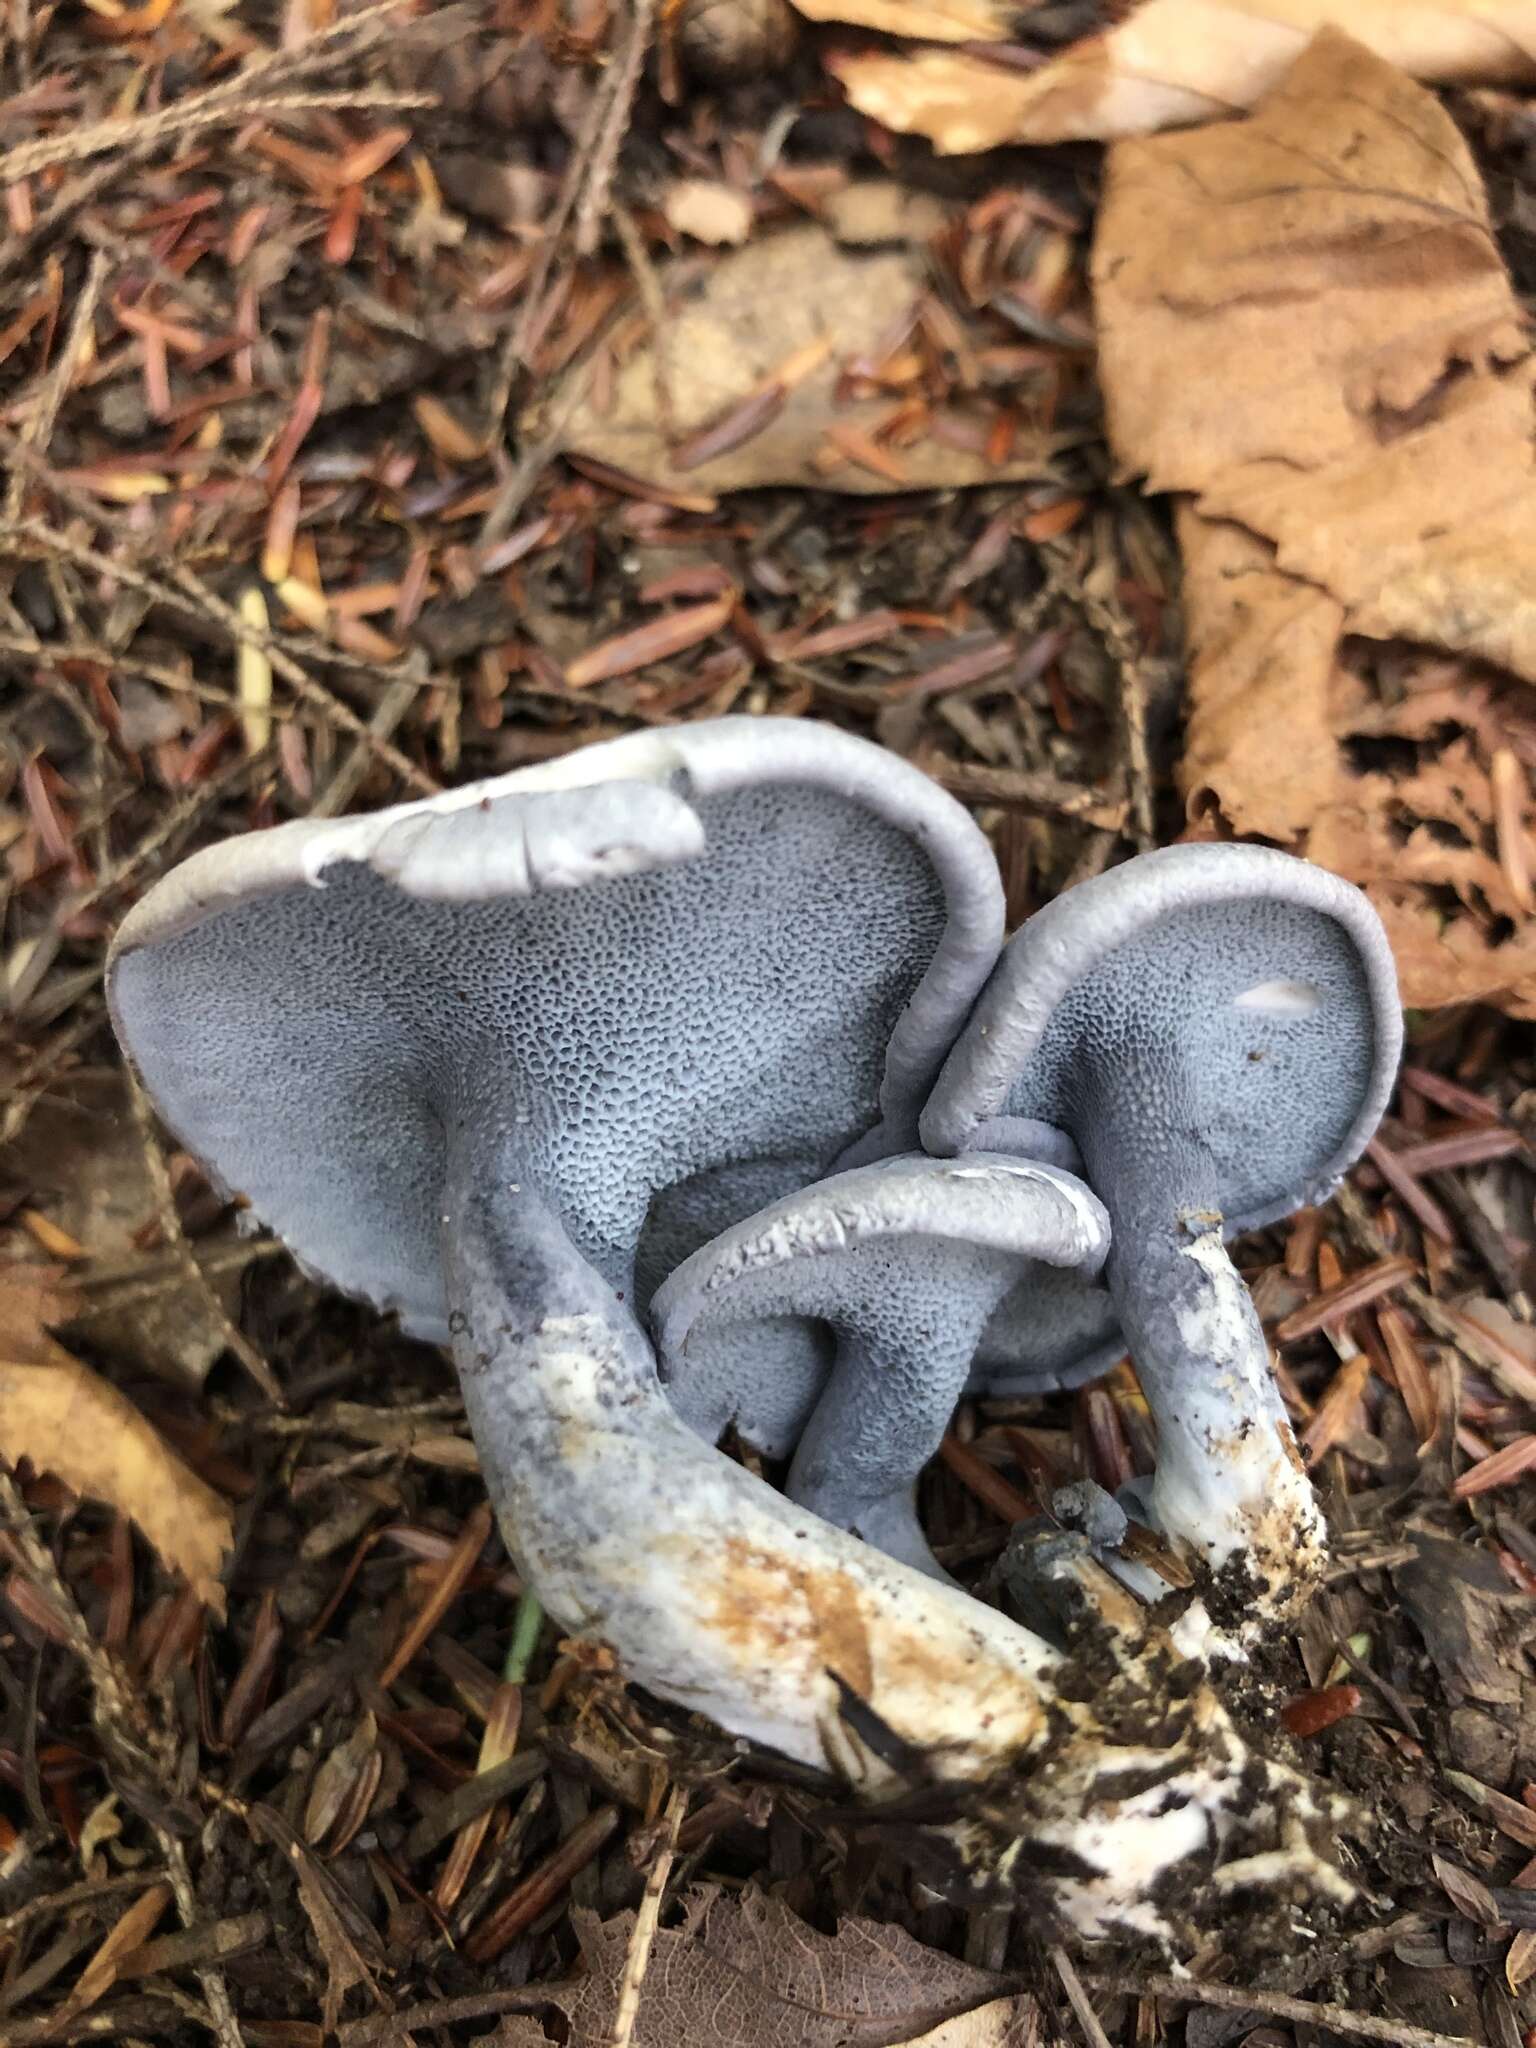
[105, 722, 1380, 1934]
[653, 1152, 1112, 1578]
[110, 720, 1006, 1342]
[924, 847, 1403, 1620]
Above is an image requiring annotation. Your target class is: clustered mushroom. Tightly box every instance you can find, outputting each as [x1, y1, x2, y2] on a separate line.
[108, 716, 1400, 1938]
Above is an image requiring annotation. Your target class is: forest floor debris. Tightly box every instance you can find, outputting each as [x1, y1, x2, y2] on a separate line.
[0, 2, 1534, 2044]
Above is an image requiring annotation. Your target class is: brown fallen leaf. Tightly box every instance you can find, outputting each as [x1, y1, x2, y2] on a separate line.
[0, 1335, 233, 1614]
[1394, 1524, 1530, 1709]
[832, 0, 1536, 152]
[6, 1075, 239, 1385]
[1092, 30, 1536, 1012]
[533, 1888, 1008, 2047]
[0, 1264, 81, 1363]
[541, 222, 1062, 494]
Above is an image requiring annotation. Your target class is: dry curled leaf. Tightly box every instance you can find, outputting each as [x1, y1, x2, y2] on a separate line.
[539, 1888, 1008, 2048]
[543, 222, 1060, 494]
[0, 1335, 232, 1613]
[832, 0, 1536, 152]
[1092, 30, 1536, 1013]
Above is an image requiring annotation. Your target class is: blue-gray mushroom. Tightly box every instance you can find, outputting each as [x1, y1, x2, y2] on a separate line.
[110, 718, 1005, 1341]
[106, 719, 1349, 1937]
[653, 1153, 1111, 1577]
[923, 842, 1403, 1617]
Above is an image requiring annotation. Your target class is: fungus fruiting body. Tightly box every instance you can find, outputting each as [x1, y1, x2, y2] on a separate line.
[654, 1152, 1111, 1576]
[108, 717, 1393, 1936]
[923, 844, 1403, 1617]
[111, 720, 1005, 1340]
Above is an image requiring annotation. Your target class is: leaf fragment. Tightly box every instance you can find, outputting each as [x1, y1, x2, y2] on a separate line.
[540, 1887, 1009, 2047]
[542, 221, 1061, 494]
[1092, 29, 1536, 1013]
[834, 0, 1536, 152]
[0, 1346, 233, 1613]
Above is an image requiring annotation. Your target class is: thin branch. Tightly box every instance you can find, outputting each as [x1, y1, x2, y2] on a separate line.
[2, 513, 437, 796]
[1086, 1970, 1481, 2048]
[1050, 1947, 1114, 2048]
[609, 1784, 687, 2048]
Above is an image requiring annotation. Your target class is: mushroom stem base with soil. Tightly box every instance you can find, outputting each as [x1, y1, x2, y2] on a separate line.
[1104, 1217, 1324, 1624]
[442, 1119, 1347, 1941]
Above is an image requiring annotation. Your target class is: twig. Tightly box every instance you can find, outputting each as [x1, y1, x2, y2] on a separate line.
[0, 1469, 154, 1768]
[6, 252, 106, 524]
[611, 201, 675, 446]
[74, 1238, 287, 1308]
[1, 513, 437, 797]
[476, 358, 597, 552]
[0, 1872, 164, 1943]
[309, 673, 424, 820]
[476, 0, 653, 527]
[1050, 1947, 1114, 2048]
[609, 1784, 687, 2048]
[574, 0, 657, 258]
[1065, 565, 1154, 851]
[1085, 1970, 1479, 2048]
[155, 1830, 245, 2048]
[0, 0, 421, 184]
[1332, 1632, 1423, 1741]
[0, 1003, 104, 1150]
[0, 90, 431, 190]
[337, 1987, 564, 2044]
[926, 756, 1127, 831]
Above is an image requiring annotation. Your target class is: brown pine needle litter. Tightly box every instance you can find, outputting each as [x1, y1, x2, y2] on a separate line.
[1, 7, 1535, 2045]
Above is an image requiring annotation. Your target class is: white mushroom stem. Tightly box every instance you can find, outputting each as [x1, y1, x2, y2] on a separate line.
[441, 1120, 1342, 1938]
[1108, 1219, 1324, 1621]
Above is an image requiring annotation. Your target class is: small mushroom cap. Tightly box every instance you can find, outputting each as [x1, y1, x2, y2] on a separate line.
[921, 843, 1403, 1235]
[655, 1151, 1110, 1346]
[109, 719, 1004, 1340]
[653, 1153, 1110, 1567]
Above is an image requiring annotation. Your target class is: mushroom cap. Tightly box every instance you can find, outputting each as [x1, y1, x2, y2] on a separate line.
[921, 843, 1402, 1236]
[109, 718, 1004, 1341]
[655, 1151, 1111, 1353]
[653, 1151, 1111, 1567]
